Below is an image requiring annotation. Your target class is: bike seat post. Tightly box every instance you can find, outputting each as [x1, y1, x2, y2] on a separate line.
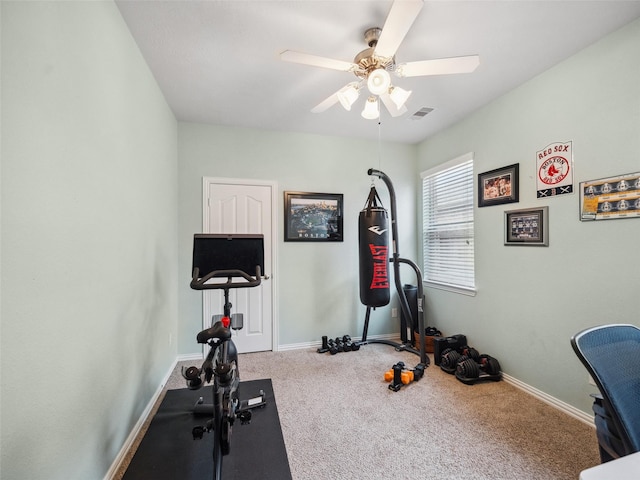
[223, 284, 232, 318]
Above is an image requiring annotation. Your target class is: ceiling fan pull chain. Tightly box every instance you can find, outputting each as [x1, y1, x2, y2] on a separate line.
[377, 117, 383, 171]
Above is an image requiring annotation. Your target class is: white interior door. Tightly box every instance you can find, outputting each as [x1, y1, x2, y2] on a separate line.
[203, 178, 275, 353]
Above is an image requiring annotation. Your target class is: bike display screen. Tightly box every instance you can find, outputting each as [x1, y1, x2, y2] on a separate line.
[192, 234, 264, 278]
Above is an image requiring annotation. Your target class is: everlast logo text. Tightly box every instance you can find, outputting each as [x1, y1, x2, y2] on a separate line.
[369, 244, 389, 289]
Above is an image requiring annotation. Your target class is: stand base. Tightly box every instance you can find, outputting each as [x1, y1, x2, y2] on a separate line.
[360, 339, 431, 366]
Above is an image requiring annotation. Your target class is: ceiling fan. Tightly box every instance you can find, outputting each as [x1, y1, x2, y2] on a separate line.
[280, 0, 479, 119]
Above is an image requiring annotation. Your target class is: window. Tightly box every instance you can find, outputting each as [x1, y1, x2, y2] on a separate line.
[421, 153, 475, 295]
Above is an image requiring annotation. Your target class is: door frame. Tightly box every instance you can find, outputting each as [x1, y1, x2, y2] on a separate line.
[202, 176, 279, 352]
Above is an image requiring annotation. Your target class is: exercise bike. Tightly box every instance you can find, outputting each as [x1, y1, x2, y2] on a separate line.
[183, 233, 266, 480]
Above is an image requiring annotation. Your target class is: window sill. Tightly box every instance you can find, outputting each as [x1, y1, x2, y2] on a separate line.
[423, 281, 477, 297]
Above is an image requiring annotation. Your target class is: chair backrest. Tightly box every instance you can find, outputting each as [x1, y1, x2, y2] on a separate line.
[571, 324, 640, 456]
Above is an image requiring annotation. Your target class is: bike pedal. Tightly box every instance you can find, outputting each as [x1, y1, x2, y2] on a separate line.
[192, 425, 205, 440]
[238, 410, 252, 425]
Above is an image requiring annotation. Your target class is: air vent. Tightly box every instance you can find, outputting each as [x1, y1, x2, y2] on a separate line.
[410, 107, 434, 120]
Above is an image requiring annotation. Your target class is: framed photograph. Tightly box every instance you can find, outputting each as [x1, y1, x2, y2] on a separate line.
[284, 191, 343, 242]
[579, 172, 640, 221]
[505, 206, 549, 246]
[478, 163, 519, 207]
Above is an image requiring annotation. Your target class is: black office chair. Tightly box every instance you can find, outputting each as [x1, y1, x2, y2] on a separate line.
[571, 324, 640, 463]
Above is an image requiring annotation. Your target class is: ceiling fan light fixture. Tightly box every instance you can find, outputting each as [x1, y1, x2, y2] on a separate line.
[337, 83, 360, 111]
[367, 68, 391, 95]
[361, 96, 380, 120]
[388, 85, 412, 109]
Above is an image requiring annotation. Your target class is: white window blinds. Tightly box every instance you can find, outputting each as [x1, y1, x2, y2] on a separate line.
[421, 153, 475, 293]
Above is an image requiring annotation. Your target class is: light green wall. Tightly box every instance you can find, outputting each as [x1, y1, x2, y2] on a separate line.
[417, 17, 640, 414]
[2, 3, 638, 479]
[1, 2, 178, 479]
[178, 123, 418, 353]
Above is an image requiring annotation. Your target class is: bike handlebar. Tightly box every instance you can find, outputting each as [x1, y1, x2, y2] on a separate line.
[190, 266, 262, 290]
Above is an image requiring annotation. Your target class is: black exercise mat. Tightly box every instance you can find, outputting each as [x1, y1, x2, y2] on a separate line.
[123, 379, 292, 480]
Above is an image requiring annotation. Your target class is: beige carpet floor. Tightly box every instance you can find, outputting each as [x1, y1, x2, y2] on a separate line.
[118, 343, 600, 479]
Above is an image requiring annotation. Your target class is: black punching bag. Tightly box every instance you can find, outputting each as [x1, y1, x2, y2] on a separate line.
[359, 186, 390, 307]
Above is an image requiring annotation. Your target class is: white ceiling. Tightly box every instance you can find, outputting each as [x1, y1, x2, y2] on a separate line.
[115, 1, 640, 145]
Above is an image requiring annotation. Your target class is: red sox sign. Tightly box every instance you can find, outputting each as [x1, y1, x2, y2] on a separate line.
[536, 141, 573, 198]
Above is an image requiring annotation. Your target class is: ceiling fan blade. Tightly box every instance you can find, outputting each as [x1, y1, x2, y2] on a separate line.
[310, 90, 343, 113]
[380, 93, 408, 117]
[280, 50, 358, 73]
[374, 0, 424, 59]
[396, 55, 480, 77]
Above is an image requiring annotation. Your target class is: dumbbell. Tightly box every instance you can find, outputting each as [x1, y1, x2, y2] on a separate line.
[384, 361, 413, 388]
[440, 346, 479, 373]
[317, 335, 330, 354]
[342, 335, 360, 351]
[460, 346, 480, 361]
[456, 354, 502, 379]
[439, 349, 467, 373]
[318, 335, 361, 355]
[335, 337, 350, 352]
[413, 363, 426, 381]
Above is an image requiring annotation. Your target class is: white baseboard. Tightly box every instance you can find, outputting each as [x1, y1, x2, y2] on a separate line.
[103, 357, 178, 480]
[173, 333, 400, 355]
[502, 373, 595, 427]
